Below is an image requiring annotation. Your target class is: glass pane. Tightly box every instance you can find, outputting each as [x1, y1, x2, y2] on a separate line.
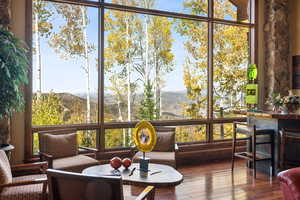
[32, 2, 98, 126]
[104, 10, 208, 122]
[78, 130, 97, 148]
[33, 132, 39, 154]
[213, 123, 247, 140]
[105, 129, 133, 149]
[214, 0, 250, 22]
[176, 125, 206, 143]
[213, 123, 233, 140]
[105, 0, 208, 16]
[213, 24, 249, 118]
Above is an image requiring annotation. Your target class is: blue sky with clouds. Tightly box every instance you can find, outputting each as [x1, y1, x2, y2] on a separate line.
[33, 1, 212, 94]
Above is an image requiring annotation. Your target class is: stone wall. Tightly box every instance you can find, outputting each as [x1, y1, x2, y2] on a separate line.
[264, 0, 290, 100]
[0, 0, 11, 29]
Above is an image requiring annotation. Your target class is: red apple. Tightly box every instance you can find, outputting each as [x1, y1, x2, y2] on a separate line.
[122, 158, 132, 169]
[110, 157, 122, 169]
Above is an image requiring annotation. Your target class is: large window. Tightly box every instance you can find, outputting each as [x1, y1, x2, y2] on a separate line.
[104, 11, 208, 122]
[30, 0, 255, 155]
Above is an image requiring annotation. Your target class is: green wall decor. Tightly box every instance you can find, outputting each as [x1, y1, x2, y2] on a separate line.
[246, 84, 258, 104]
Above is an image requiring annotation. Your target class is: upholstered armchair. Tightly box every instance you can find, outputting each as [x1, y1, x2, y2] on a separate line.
[132, 127, 178, 168]
[278, 168, 300, 200]
[38, 129, 99, 173]
[47, 169, 155, 200]
[0, 150, 48, 200]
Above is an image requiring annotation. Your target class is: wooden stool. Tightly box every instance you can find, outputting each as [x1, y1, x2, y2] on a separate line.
[280, 129, 300, 169]
[231, 122, 275, 178]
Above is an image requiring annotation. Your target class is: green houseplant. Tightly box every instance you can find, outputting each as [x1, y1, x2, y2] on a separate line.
[0, 28, 29, 147]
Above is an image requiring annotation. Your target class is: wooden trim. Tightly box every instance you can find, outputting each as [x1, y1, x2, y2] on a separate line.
[32, 123, 99, 132]
[25, 0, 33, 160]
[251, 0, 259, 64]
[32, 118, 246, 132]
[44, 0, 254, 28]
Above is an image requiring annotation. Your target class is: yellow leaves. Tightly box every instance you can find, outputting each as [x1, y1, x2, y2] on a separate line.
[32, 93, 64, 126]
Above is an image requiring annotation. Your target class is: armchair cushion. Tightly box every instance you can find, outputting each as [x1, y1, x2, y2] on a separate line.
[0, 174, 46, 200]
[133, 151, 176, 168]
[278, 168, 300, 200]
[52, 155, 99, 173]
[44, 133, 78, 158]
[0, 150, 12, 186]
[153, 131, 175, 152]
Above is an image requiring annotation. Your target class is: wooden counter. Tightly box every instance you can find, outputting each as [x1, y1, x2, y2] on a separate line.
[247, 111, 300, 175]
[247, 111, 300, 119]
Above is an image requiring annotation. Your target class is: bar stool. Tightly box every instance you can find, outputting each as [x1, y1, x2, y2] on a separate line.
[280, 128, 300, 169]
[231, 122, 275, 178]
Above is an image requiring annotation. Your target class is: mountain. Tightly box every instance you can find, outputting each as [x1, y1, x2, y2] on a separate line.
[65, 91, 190, 119]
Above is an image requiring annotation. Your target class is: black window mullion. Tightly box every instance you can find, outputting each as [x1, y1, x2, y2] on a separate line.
[98, 2, 105, 152]
[207, 0, 214, 142]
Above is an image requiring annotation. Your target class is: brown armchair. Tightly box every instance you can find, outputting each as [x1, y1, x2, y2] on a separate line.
[38, 129, 99, 173]
[0, 150, 48, 200]
[132, 127, 178, 168]
[47, 169, 155, 200]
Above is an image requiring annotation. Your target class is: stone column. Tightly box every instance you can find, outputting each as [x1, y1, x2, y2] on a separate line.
[264, 0, 290, 99]
[0, 0, 11, 29]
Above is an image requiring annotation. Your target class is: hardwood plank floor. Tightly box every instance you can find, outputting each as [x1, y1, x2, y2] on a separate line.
[124, 160, 283, 200]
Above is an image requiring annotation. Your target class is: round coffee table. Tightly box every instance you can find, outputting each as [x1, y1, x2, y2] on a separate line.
[82, 163, 183, 187]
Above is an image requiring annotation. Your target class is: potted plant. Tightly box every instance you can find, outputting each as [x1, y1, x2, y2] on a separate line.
[265, 93, 283, 112]
[282, 94, 300, 114]
[0, 28, 29, 147]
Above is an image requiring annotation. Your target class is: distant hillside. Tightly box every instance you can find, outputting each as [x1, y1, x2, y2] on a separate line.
[39, 91, 190, 120]
[103, 91, 189, 119]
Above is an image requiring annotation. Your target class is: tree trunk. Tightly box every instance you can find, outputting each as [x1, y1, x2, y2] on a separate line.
[125, 15, 131, 147]
[81, 6, 92, 146]
[144, 14, 149, 84]
[0, 117, 10, 147]
[155, 52, 161, 119]
[35, 11, 42, 98]
[81, 7, 91, 124]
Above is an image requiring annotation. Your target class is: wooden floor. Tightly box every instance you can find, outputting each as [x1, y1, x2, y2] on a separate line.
[124, 160, 283, 200]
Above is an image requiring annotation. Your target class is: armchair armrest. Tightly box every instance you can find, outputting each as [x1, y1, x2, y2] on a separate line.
[39, 152, 53, 168]
[0, 178, 47, 188]
[0, 177, 48, 200]
[11, 161, 48, 174]
[174, 144, 179, 152]
[135, 186, 155, 200]
[233, 121, 248, 126]
[79, 146, 98, 153]
[79, 146, 98, 159]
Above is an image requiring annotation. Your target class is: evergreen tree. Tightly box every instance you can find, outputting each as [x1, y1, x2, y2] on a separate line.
[138, 80, 157, 120]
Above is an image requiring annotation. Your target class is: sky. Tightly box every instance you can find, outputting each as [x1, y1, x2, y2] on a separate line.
[32, 0, 236, 95]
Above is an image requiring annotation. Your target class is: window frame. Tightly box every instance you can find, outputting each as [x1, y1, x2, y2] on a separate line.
[25, 0, 257, 159]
